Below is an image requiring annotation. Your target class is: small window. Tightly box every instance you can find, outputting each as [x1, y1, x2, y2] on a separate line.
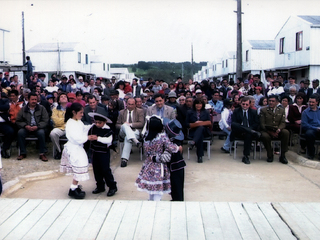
[222, 61, 224, 68]
[103, 63, 106, 71]
[296, 31, 303, 51]
[85, 54, 88, 64]
[246, 50, 249, 62]
[226, 59, 228, 68]
[279, 37, 284, 54]
[78, 52, 81, 63]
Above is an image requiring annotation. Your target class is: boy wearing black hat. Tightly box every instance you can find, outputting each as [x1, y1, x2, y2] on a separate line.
[87, 112, 117, 197]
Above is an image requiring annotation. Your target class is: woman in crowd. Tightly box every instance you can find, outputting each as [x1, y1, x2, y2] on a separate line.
[175, 82, 185, 97]
[186, 98, 212, 163]
[114, 80, 125, 99]
[219, 99, 234, 154]
[257, 97, 268, 114]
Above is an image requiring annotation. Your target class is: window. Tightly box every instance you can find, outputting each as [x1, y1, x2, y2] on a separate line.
[226, 59, 228, 68]
[222, 60, 224, 68]
[85, 54, 88, 64]
[103, 63, 106, 71]
[246, 50, 249, 62]
[279, 37, 284, 54]
[296, 31, 303, 51]
[78, 52, 81, 63]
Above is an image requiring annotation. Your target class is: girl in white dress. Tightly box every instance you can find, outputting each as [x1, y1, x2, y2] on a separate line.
[60, 103, 93, 199]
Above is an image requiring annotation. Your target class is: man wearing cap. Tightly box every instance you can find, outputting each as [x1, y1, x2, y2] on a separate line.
[76, 76, 84, 89]
[165, 91, 179, 110]
[267, 79, 284, 96]
[208, 90, 223, 114]
[50, 93, 68, 159]
[260, 95, 289, 164]
[116, 98, 145, 167]
[146, 93, 175, 120]
[2, 72, 10, 88]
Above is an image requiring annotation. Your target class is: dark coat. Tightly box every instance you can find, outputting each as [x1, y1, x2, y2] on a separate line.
[231, 107, 260, 131]
[16, 103, 49, 129]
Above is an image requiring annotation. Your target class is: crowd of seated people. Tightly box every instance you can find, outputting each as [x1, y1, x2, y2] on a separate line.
[0, 72, 319, 166]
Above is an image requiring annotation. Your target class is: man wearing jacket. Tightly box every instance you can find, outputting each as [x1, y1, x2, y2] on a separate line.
[16, 92, 49, 161]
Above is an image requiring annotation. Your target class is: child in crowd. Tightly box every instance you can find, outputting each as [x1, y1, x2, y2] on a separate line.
[220, 99, 234, 154]
[60, 103, 93, 199]
[135, 115, 182, 201]
[164, 118, 186, 201]
[87, 112, 118, 197]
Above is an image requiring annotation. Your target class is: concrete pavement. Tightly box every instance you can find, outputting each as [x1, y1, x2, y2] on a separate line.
[3, 139, 320, 202]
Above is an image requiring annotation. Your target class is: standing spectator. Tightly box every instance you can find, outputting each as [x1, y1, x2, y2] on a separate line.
[24, 56, 33, 86]
[16, 92, 49, 161]
[131, 78, 142, 97]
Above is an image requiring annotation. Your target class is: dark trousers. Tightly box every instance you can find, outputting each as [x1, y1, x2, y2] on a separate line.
[0, 122, 15, 151]
[17, 128, 47, 155]
[92, 151, 116, 190]
[189, 126, 210, 157]
[231, 122, 254, 157]
[170, 169, 184, 201]
[305, 129, 320, 157]
[260, 129, 289, 158]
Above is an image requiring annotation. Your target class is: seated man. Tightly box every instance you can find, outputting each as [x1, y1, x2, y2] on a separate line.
[16, 92, 49, 161]
[260, 95, 289, 164]
[82, 95, 107, 125]
[116, 98, 145, 167]
[208, 90, 223, 114]
[301, 94, 320, 159]
[0, 92, 15, 158]
[49, 92, 68, 159]
[231, 97, 260, 164]
[146, 93, 175, 119]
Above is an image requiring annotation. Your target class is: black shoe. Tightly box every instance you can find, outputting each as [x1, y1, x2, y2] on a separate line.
[107, 187, 118, 197]
[189, 141, 195, 150]
[220, 147, 230, 154]
[121, 159, 128, 167]
[197, 156, 203, 163]
[267, 157, 274, 162]
[242, 156, 250, 164]
[92, 188, 105, 194]
[68, 188, 86, 199]
[1, 150, 10, 158]
[54, 150, 61, 160]
[279, 156, 288, 164]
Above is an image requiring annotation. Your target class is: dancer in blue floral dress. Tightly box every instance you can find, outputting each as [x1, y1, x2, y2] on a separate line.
[135, 115, 182, 201]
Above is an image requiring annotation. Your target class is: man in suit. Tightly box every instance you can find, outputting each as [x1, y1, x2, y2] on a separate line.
[231, 97, 261, 164]
[307, 79, 320, 99]
[116, 98, 145, 167]
[146, 93, 175, 119]
[82, 95, 107, 125]
[260, 95, 289, 164]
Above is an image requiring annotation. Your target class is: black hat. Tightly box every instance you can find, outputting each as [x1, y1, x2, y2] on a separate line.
[163, 118, 184, 141]
[88, 112, 112, 123]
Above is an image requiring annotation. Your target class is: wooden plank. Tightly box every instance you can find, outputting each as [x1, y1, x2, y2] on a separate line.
[151, 201, 171, 240]
[0, 198, 15, 212]
[60, 200, 99, 240]
[0, 199, 42, 239]
[257, 202, 296, 240]
[115, 201, 142, 240]
[170, 202, 187, 240]
[229, 202, 260, 240]
[243, 202, 279, 240]
[0, 198, 28, 225]
[96, 200, 129, 240]
[294, 203, 320, 231]
[307, 202, 320, 214]
[133, 201, 157, 240]
[78, 200, 113, 240]
[22, 199, 70, 240]
[280, 202, 320, 240]
[214, 202, 242, 239]
[186, 202, 205, 240]
[40, 199, 84, 239]
[4, 199, 56, 240]
[272, 202, 309, 240]
[199, 202, 224, 240]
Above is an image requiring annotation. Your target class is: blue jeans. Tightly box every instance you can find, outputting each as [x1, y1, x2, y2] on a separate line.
[222, 127, 231, 150]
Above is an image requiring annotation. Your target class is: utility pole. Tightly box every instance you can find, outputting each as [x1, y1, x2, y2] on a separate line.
[235, 0, 243, 79]
[191, 43, 194, 79]
[22, 11, 26, 65]
[181, 63, 184, 79]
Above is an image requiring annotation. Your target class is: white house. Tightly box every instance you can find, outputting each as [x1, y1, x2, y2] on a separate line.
[274, 15, 320, 81]
[243, 40, 275, 76]
[90, 55, 109, 79]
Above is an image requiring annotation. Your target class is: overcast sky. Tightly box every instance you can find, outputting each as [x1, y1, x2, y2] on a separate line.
[1, 0, 319, 64]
